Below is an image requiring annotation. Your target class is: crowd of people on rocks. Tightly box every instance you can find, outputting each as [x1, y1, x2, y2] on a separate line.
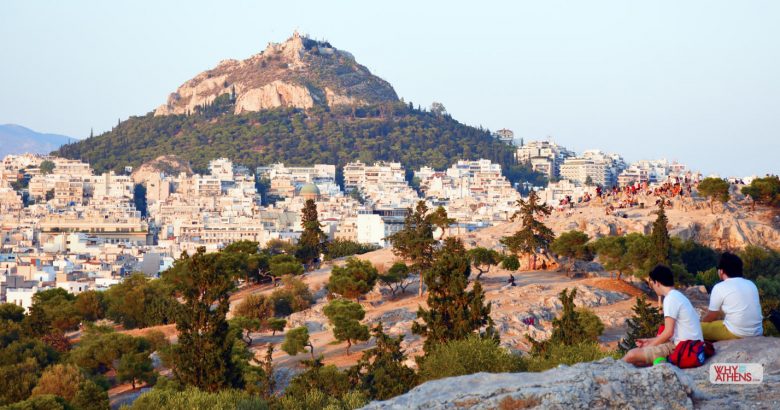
[550, 176, 707, 217]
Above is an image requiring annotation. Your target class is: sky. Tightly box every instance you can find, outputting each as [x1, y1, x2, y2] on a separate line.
[1, 1, 778, 177]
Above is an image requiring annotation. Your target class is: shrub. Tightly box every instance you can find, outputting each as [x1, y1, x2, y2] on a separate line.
[31, 363, 85, 402]
[282, 362, 360, 408]
[0, 303, 25, 323]
[524, 342, 617, 372]
[234, 294, 273, 321]
[417, 336, 524, 382]
[269, 255, 304, 278]
[575, 308, 605, 342]
[129, 387, 267, 410]
[268, 276, 314, 317]
[325, 239, 379, 261]
[276, 388, 367, 410]
[2, 394, 69, 410]
[72, 380, 109, 410]
[696, 268, 720, 293]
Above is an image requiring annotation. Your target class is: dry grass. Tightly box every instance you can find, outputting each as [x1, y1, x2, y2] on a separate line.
[498, 395, 541, 410]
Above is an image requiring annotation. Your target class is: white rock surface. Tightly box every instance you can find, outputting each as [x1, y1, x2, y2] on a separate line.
[363, 337, 780, 409]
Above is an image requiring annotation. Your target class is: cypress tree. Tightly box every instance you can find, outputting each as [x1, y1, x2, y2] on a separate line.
[527, 288, 587, 353]
[650, 202, 671, 266]
[350, 323, 416, 401]
[412, 238, 497, 354]
[618, 295, 664, 353]
[296, 199, 327, 267]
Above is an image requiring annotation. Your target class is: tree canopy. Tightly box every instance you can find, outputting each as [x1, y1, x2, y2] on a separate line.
[500, 190, 554, 269]
[413, 238, 496, 353]
[327, 257, 379, 300]
[54, 102, 534, 185]
[697, 177, 730, 213]
[742, 176, 780, 208]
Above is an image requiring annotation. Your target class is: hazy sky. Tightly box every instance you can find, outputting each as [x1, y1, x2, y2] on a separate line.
[1, 1, 778, 177]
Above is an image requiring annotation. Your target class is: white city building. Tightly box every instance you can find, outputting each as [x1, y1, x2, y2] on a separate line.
[515, 139, 574, 180]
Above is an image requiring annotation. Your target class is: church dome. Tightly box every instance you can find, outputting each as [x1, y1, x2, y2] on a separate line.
[298, 183, 320, 197]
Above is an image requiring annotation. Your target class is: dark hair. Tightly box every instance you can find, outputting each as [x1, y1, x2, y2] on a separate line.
[718, 252, 743, 278]
[649, 265, 674, 287]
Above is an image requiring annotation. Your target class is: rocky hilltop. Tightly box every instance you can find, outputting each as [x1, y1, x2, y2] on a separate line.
[154, 32, 398, 116]
[363, 337, 780, 409]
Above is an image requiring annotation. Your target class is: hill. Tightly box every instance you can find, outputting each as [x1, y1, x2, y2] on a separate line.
[0, 124, 73, 157]
[155, 31, 398, 116]
[54, 33, 538, 181]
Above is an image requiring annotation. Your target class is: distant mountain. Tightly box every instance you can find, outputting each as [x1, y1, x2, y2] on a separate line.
[154, 31, 398, 116]
[0, 124, 74, 157]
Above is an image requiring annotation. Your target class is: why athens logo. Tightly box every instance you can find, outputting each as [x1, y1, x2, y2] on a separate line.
[709, 363, 763, 384]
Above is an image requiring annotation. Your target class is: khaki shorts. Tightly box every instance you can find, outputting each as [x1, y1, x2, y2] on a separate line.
[641, 341, 675, 363]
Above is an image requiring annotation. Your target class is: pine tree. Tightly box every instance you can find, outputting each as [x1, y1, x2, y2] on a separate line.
[697, 177, 730, 213]
[500, 190, 554, 270]
[618, 296, 664, 353]
[163, 247, 243, 391]
[388, 201, 436, 296]
[328, 257, 379, 301]
[412, 238, 497, 354]
[282, 326, 315, 360]
[428, 206, 455, 240]
[324, 299, 369, 354]
[650, 202, 671, 266]
[296, 199, 327, 267]
[350, 323, 416, 401]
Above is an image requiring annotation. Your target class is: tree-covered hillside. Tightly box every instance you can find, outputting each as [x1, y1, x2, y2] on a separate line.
[54, 99, 542, 184]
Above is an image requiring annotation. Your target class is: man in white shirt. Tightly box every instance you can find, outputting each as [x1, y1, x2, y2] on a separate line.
[701, 252, 763, 340]
[623, 265, 704, 366]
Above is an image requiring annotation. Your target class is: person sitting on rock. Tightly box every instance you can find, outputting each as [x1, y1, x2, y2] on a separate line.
[700, 252, 763, 341]
[623, 265, 703, 366]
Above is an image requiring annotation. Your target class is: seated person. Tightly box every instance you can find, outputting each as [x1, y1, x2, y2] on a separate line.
[701, 252, 763, 340]
[623, 265, 703, 366]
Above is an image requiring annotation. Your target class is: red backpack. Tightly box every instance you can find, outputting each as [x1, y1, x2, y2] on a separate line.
[668, 340, 715, 368]
[655, 325, 715, 368]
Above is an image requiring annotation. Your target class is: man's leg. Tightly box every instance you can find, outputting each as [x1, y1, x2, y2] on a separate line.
[701, 321, 740, 342]
[622, 347, 649, 366]
[623, 343, 675, 367]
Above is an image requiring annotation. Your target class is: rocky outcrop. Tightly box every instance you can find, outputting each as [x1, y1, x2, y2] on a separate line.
[130, 155, 193, 184]
[154, 32, 398, 116]
[539, 200, 780, 251]
[234, 80, 315, 113]
[364, 358, 694, 409]
[363, 337, 780, 409]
